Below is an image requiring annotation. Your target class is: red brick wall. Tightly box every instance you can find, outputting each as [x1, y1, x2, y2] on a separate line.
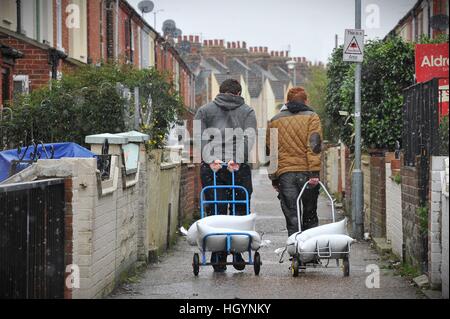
[401, 160, 428, 270]
[179, 163, 200, 221]
[0, 37, 51, 91]
[370, 154, 386, 238]
[87, 0, 102, 64]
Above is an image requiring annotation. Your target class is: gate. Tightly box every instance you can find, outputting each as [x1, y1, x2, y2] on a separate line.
[0, 178, 66, 299]
[403, 78, 445, 204]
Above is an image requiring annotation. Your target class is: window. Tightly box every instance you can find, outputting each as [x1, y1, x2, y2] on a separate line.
[68, 0, 88, 63]
[38, 0, 54, 46]
[13, 75, 29, 100]
[124, 19, 133, 63]
[0, 0, 17, 32]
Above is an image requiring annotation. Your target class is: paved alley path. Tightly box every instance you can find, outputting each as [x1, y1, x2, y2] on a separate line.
[110, 169, 423, 299]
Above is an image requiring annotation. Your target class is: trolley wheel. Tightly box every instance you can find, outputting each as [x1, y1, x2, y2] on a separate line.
[291, 255, 300, 277]
[193, 253, 200, 276]
[342, 256, 350, 277]
[254, 252, 261, 276]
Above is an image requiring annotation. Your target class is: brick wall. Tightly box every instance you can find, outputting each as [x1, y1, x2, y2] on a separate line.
[401, 162, 428, 270]
[179, 163, 200, 222]
[428, 156, 448, 290]
[370, 154, 386, 238]
[87, 0, 102, 64]
[386, 163, 403, 259]
[0, 37, 51, 90]
[442, 157, 449, 298]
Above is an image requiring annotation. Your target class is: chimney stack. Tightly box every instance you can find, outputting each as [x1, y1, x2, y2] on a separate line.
[208, 40, 213, 46]
[232, 42, 236, 49]
[214, 39, 219, 46]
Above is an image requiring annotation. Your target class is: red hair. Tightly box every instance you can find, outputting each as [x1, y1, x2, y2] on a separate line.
[287, 87, 308, 103]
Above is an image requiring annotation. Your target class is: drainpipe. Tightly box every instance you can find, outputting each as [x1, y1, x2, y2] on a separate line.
[16, 0, 21, 33]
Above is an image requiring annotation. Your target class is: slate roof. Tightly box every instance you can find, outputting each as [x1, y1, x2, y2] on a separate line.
[204, 57, 229, 74]
[269, 80, 286, 100]
[269, 66, 291, 83]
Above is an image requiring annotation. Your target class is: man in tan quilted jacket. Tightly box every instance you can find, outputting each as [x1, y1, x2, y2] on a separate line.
[266, 87, 323, 236]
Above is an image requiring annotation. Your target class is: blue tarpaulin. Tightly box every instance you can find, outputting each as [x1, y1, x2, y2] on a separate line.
[0, 142, 96, 183]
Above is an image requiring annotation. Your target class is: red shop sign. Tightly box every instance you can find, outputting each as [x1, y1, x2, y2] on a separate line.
[415, 43, 449, 116]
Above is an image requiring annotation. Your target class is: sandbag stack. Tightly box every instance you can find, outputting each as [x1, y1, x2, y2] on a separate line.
[187, 214, 261, 253]
[286, 218, 355, 262]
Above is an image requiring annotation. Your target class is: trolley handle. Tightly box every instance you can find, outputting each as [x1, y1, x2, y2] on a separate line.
[296, 180, 335, 233]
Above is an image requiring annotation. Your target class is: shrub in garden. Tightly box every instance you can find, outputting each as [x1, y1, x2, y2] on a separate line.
[2, 63, 184, 151]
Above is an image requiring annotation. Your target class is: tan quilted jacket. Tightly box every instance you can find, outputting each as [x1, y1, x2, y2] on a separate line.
[266, 106, 323, 179]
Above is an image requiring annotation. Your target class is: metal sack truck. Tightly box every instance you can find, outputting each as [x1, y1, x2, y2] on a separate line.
[192, 164, 262, 276]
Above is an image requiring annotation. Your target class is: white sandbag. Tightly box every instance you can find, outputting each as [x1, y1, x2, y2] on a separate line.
[196, 222, 261, 253]
[286, 218, 348, 255]
[298, 234, 355, 262]
[186, 214, 257, 246]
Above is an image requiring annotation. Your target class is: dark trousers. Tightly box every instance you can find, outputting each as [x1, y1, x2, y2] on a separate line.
[200, 162, 253, 216]
[278, 172, 320, 236]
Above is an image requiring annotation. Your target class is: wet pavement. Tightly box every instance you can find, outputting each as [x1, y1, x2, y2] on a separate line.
[110, 169, 424, 299]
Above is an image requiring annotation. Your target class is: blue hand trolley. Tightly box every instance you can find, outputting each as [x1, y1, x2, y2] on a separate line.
[192, 164, 262, 276]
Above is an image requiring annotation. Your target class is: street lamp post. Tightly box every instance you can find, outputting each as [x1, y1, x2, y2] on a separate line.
[286, 59, 297, 86]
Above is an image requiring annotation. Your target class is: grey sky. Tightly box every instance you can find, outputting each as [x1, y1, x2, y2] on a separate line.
[129, 0, 416, 63]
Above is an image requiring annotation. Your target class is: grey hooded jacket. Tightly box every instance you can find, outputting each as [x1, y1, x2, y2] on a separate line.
[194, 93, 257, 164]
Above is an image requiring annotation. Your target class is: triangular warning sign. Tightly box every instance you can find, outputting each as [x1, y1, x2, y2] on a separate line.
[345, 36, 362, 54]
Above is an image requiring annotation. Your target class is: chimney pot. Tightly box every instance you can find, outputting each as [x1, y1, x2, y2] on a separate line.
[203, 40, 208, 46]
[195, 35, 199, 43]
[227, 42, 231, 49]
[209, 40, 213, 46]
[214, 39, 218, 46]
[280, 51, 285, 57]
[243, 41, 247, 49]
[259, 46, 263, 52]
[189, 35, 194, 42]
[232, 42, 236, 49]
[220, 39, 224, 47]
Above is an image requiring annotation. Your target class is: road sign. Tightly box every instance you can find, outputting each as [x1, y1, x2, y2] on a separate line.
[343, 29, 364, 62]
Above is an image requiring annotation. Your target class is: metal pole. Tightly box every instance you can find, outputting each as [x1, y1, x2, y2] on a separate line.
[352, 0, 364, 240]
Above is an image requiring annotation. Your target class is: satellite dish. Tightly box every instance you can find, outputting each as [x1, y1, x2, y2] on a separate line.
[138, 0, 154, 14]
[162, 19, 177, 36]
[173, 28, 182, 38]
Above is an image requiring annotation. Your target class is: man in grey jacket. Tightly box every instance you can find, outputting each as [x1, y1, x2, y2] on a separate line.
[194, 79, 257, 272]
